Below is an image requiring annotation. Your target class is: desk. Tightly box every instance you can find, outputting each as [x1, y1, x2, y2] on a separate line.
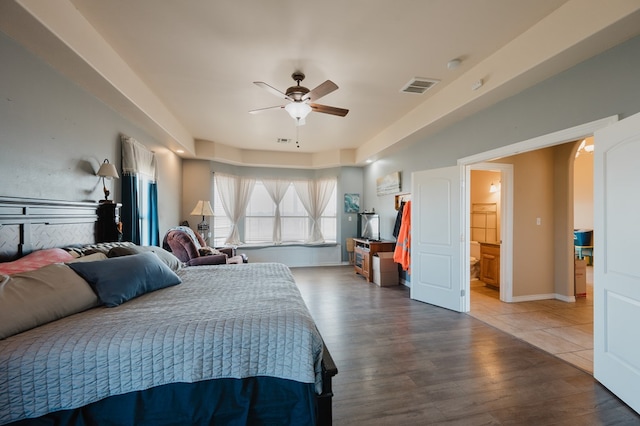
[575, 245, 593, 266]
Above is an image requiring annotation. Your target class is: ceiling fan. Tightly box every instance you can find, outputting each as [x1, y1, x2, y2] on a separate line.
[249, 72, 349, 126]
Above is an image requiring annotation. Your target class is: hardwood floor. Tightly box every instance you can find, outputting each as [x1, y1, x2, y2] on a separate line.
[291, 265, 639, 425]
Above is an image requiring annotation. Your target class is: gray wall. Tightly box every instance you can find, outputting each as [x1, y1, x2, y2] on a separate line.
[0, 32, 182, 237]
[362, 35, 640, 294]
[364, 35, 640, 225]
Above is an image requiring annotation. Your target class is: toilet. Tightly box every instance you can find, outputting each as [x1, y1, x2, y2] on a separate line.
[470, 241, 480, 279]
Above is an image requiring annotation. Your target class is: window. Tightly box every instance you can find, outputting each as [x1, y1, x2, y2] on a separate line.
[213, 174, 337, 245]
[279, 184, 310, 243]
[245, 182, 276, 244]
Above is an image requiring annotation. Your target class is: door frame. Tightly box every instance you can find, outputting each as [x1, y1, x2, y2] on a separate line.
[465, 163, 514, 303]
[456, 115, 618, 312]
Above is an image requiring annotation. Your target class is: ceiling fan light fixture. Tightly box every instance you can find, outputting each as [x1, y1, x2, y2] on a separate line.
[285, 102, 312, 120]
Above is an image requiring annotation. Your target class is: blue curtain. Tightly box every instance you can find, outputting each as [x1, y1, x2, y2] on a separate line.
[121, 134, 160, 247]
[122, 174, 141, 245]
[121, 175, 159, 246]
[148, 182, 159, 246]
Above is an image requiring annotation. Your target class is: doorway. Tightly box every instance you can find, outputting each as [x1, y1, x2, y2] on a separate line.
[459, 118, 613, 373]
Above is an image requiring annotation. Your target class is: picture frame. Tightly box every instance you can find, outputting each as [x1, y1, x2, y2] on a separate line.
[376, 171, 401, 196]
[344, 193, 360, 213]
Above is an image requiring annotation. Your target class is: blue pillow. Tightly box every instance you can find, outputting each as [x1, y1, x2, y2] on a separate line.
[68, 252, 182, 307]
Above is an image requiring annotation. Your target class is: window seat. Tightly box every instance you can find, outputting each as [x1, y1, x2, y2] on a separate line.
[226, 243, 341, 267]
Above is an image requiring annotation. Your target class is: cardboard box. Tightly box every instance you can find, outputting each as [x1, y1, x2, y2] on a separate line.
[374, 271, 399, 287]
[374, 252, 396, 271]
[575, 259, 587, 297]
[373, 252, 398, 286]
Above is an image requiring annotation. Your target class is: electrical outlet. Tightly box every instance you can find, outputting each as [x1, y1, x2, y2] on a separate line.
[536, 217, 541, 225]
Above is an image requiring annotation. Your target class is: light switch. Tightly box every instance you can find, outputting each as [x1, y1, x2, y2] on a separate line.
[536, 217, 541, 225]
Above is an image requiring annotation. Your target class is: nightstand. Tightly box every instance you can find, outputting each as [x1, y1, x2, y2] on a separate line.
[96, 202, 122, 243]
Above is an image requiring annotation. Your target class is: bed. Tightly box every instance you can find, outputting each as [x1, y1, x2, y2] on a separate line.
[0, 196, 337, 426]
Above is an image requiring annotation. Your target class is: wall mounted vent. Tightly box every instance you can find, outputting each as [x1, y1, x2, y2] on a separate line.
[400, 77, 439, 94]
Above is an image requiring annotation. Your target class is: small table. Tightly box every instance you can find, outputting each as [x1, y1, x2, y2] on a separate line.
[575, 245, 593, 266]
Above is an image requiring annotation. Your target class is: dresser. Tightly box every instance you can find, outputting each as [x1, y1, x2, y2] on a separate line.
[353, 238, 395, 282]
[96, 202, 122, 243]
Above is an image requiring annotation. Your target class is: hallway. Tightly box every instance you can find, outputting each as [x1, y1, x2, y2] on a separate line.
[469, 267, 594, 374]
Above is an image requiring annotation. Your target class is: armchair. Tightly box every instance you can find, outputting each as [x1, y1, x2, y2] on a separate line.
[163, 226, 234, 266]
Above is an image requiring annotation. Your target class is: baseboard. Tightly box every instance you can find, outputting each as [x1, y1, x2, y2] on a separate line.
[554, 293, 577, 303]
[510, 293, 576, 303]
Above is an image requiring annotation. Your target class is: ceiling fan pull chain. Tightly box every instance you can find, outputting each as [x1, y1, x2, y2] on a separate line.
[296, 123, 300, 148]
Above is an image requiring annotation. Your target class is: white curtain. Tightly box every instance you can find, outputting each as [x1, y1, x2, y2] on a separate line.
[215, 173, 255, 245]
[294, 177, 336, 244]
[121, 136, 157, 182]
[262, 179, 291, 245]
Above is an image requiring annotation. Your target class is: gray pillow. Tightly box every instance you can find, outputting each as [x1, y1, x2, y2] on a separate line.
[108, 245, 182, 271]
[0, 263, 99, 339]
[67, 252, 108, 263]
[68, 252, 182, 307]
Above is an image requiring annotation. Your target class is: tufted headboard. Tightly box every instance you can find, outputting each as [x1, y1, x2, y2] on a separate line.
[0, 196, 98, 262]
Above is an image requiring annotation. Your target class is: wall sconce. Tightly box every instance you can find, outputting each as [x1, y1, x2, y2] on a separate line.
[489, 181, 500, 193]
[575, 139, 594, 158]
[96, 159, 119, 203]
[190, 200, 214, 243]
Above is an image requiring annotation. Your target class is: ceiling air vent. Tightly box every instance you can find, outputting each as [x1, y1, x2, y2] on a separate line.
[400, 77, 439, 94]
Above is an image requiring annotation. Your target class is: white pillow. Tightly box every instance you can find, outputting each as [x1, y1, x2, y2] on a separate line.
[0, 263, 98, 339]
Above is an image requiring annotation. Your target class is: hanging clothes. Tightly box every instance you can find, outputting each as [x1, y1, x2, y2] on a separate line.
[393, 201, 404, 239]
[393, 200, 411, 272]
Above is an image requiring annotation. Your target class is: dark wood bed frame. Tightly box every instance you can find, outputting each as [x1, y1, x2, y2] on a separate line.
[0, 195, 338, 425]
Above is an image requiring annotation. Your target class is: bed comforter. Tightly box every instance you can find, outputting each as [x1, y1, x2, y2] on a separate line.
[0, 262, 324, 425]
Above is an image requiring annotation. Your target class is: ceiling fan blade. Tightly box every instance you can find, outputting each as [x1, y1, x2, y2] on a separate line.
[248, 105, 285, 114]
[303, 80, 338, 102]
[254, 82, 293, 101]
[310, 103, 349, 117]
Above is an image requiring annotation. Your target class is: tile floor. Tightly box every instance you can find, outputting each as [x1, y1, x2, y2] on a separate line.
[468, 266, 594, 374]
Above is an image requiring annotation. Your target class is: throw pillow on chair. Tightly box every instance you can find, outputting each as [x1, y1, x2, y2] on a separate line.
[198, 247, 222, 256]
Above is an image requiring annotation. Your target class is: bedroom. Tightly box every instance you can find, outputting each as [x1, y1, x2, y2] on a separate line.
[2, 0, 640, 423]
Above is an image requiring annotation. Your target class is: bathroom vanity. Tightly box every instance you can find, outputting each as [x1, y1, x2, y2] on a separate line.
[480, 242, 500, 289]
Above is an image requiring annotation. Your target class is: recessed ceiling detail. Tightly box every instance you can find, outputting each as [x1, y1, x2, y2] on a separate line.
[400, 77, 440, 94]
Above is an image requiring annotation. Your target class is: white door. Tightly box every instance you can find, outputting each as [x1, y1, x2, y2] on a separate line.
[594, 111, 640, 414]
[411, 166, 464, 312]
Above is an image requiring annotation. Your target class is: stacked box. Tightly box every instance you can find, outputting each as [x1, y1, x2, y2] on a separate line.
[574, 229, 593, 246]
[372, 252, 398, 287]
[575, 258, 587, 297]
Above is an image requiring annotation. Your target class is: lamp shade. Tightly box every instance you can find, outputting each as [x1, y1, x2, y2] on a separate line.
[284, 102, 312, 120]
[190, 200, 214, 217]
[97, 159, 119, 179]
